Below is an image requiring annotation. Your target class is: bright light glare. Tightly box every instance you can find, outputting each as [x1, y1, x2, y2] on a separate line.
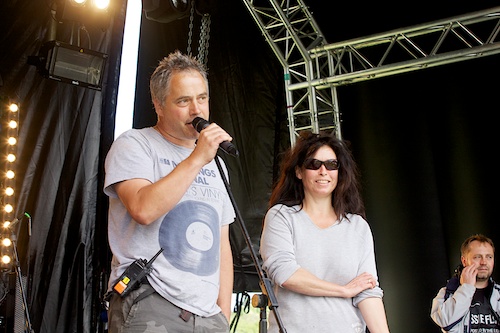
[115, 0, 142, 139]
[4, 204, 13, 213]
[9, 104, 18, 112]
[1, 255, 11, 264]
[5, 187, 14, 196]
[2, 238, 11, 247]
[71, 0, 87, 5]
[94, 0, 110, 10]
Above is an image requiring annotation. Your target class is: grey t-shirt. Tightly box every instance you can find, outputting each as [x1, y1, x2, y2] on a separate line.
[104, 127, 235, 317]
[260, 204, 383, 333]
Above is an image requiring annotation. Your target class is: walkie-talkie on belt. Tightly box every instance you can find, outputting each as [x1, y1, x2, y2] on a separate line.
[111, 248, 164, 298]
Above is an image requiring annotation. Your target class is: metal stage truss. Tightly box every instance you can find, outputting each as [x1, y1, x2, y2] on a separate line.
[241, 1, 500, 144]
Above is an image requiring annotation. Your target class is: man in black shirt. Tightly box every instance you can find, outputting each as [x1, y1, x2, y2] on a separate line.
[431, 234, 500, 332]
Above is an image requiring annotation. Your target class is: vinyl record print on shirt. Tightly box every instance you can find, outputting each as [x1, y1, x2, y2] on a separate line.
[159, 200, 220, 275]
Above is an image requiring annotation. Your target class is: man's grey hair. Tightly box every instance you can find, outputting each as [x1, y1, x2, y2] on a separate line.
[150, 50, 208, 109]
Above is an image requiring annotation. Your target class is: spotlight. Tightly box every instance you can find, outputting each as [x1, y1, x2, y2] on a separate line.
[1, 102, 19, 272]
[3, 205, 13, 214]
[94, 0, 111, 10]
[29, 40, 108, 90]
[4, 188, 14, 196]
[142, 0, 190, 23]
[55, 0, 112, 28]
[1, 255, 10, 265]
[8, 104, 18, 112]
[8, 120, 17, 129]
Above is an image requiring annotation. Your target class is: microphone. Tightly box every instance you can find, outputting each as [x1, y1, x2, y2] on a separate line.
[192, 117, 239, 157]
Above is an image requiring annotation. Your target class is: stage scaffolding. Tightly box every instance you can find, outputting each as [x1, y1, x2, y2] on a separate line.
[241, 1, 500, 144]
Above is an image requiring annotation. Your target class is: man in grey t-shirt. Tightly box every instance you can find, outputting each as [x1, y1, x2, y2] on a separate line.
[104, 51, 236, 333]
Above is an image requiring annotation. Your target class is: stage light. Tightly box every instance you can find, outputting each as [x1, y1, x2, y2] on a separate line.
[1, 256, 10, 265]
[142, 0, 190, 23]
[8, 104, 18, 112]
[31, 40, 108, 90]
[3, 205, 13, 214]
[66, 0, 112, 10]
[28, 0, 111, 88]
[55, 0, 111, 26]
[94, 0, 110, 10]
[5, 188, 13, 197]
[0, 101, 19, 271]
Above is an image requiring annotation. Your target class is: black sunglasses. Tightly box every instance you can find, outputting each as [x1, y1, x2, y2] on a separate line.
[304, 158, 340, 171]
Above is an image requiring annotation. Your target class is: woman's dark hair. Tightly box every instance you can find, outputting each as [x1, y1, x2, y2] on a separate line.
[268, 131, 365, 220]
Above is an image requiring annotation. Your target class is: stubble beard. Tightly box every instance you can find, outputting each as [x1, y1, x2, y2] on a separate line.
[476, 270, 491, 282]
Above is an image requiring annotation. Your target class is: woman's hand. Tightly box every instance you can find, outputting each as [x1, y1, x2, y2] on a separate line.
[342, 272, 377, 298]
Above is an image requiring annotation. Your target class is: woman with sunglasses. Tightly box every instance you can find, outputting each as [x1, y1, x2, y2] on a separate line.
[260, 131, 390, 333]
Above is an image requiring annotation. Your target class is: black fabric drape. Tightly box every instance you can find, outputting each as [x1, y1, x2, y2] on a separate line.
[0, 0, 126, 332]
[338, 54, 500, 329]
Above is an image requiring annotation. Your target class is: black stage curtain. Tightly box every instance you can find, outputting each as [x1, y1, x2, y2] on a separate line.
[0, 0, 498, 332]
[0, 0, 126, 332]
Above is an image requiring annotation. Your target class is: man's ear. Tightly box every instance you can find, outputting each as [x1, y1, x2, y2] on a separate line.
[152, 99, 162, 113]
[460, 256, 467, 267]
